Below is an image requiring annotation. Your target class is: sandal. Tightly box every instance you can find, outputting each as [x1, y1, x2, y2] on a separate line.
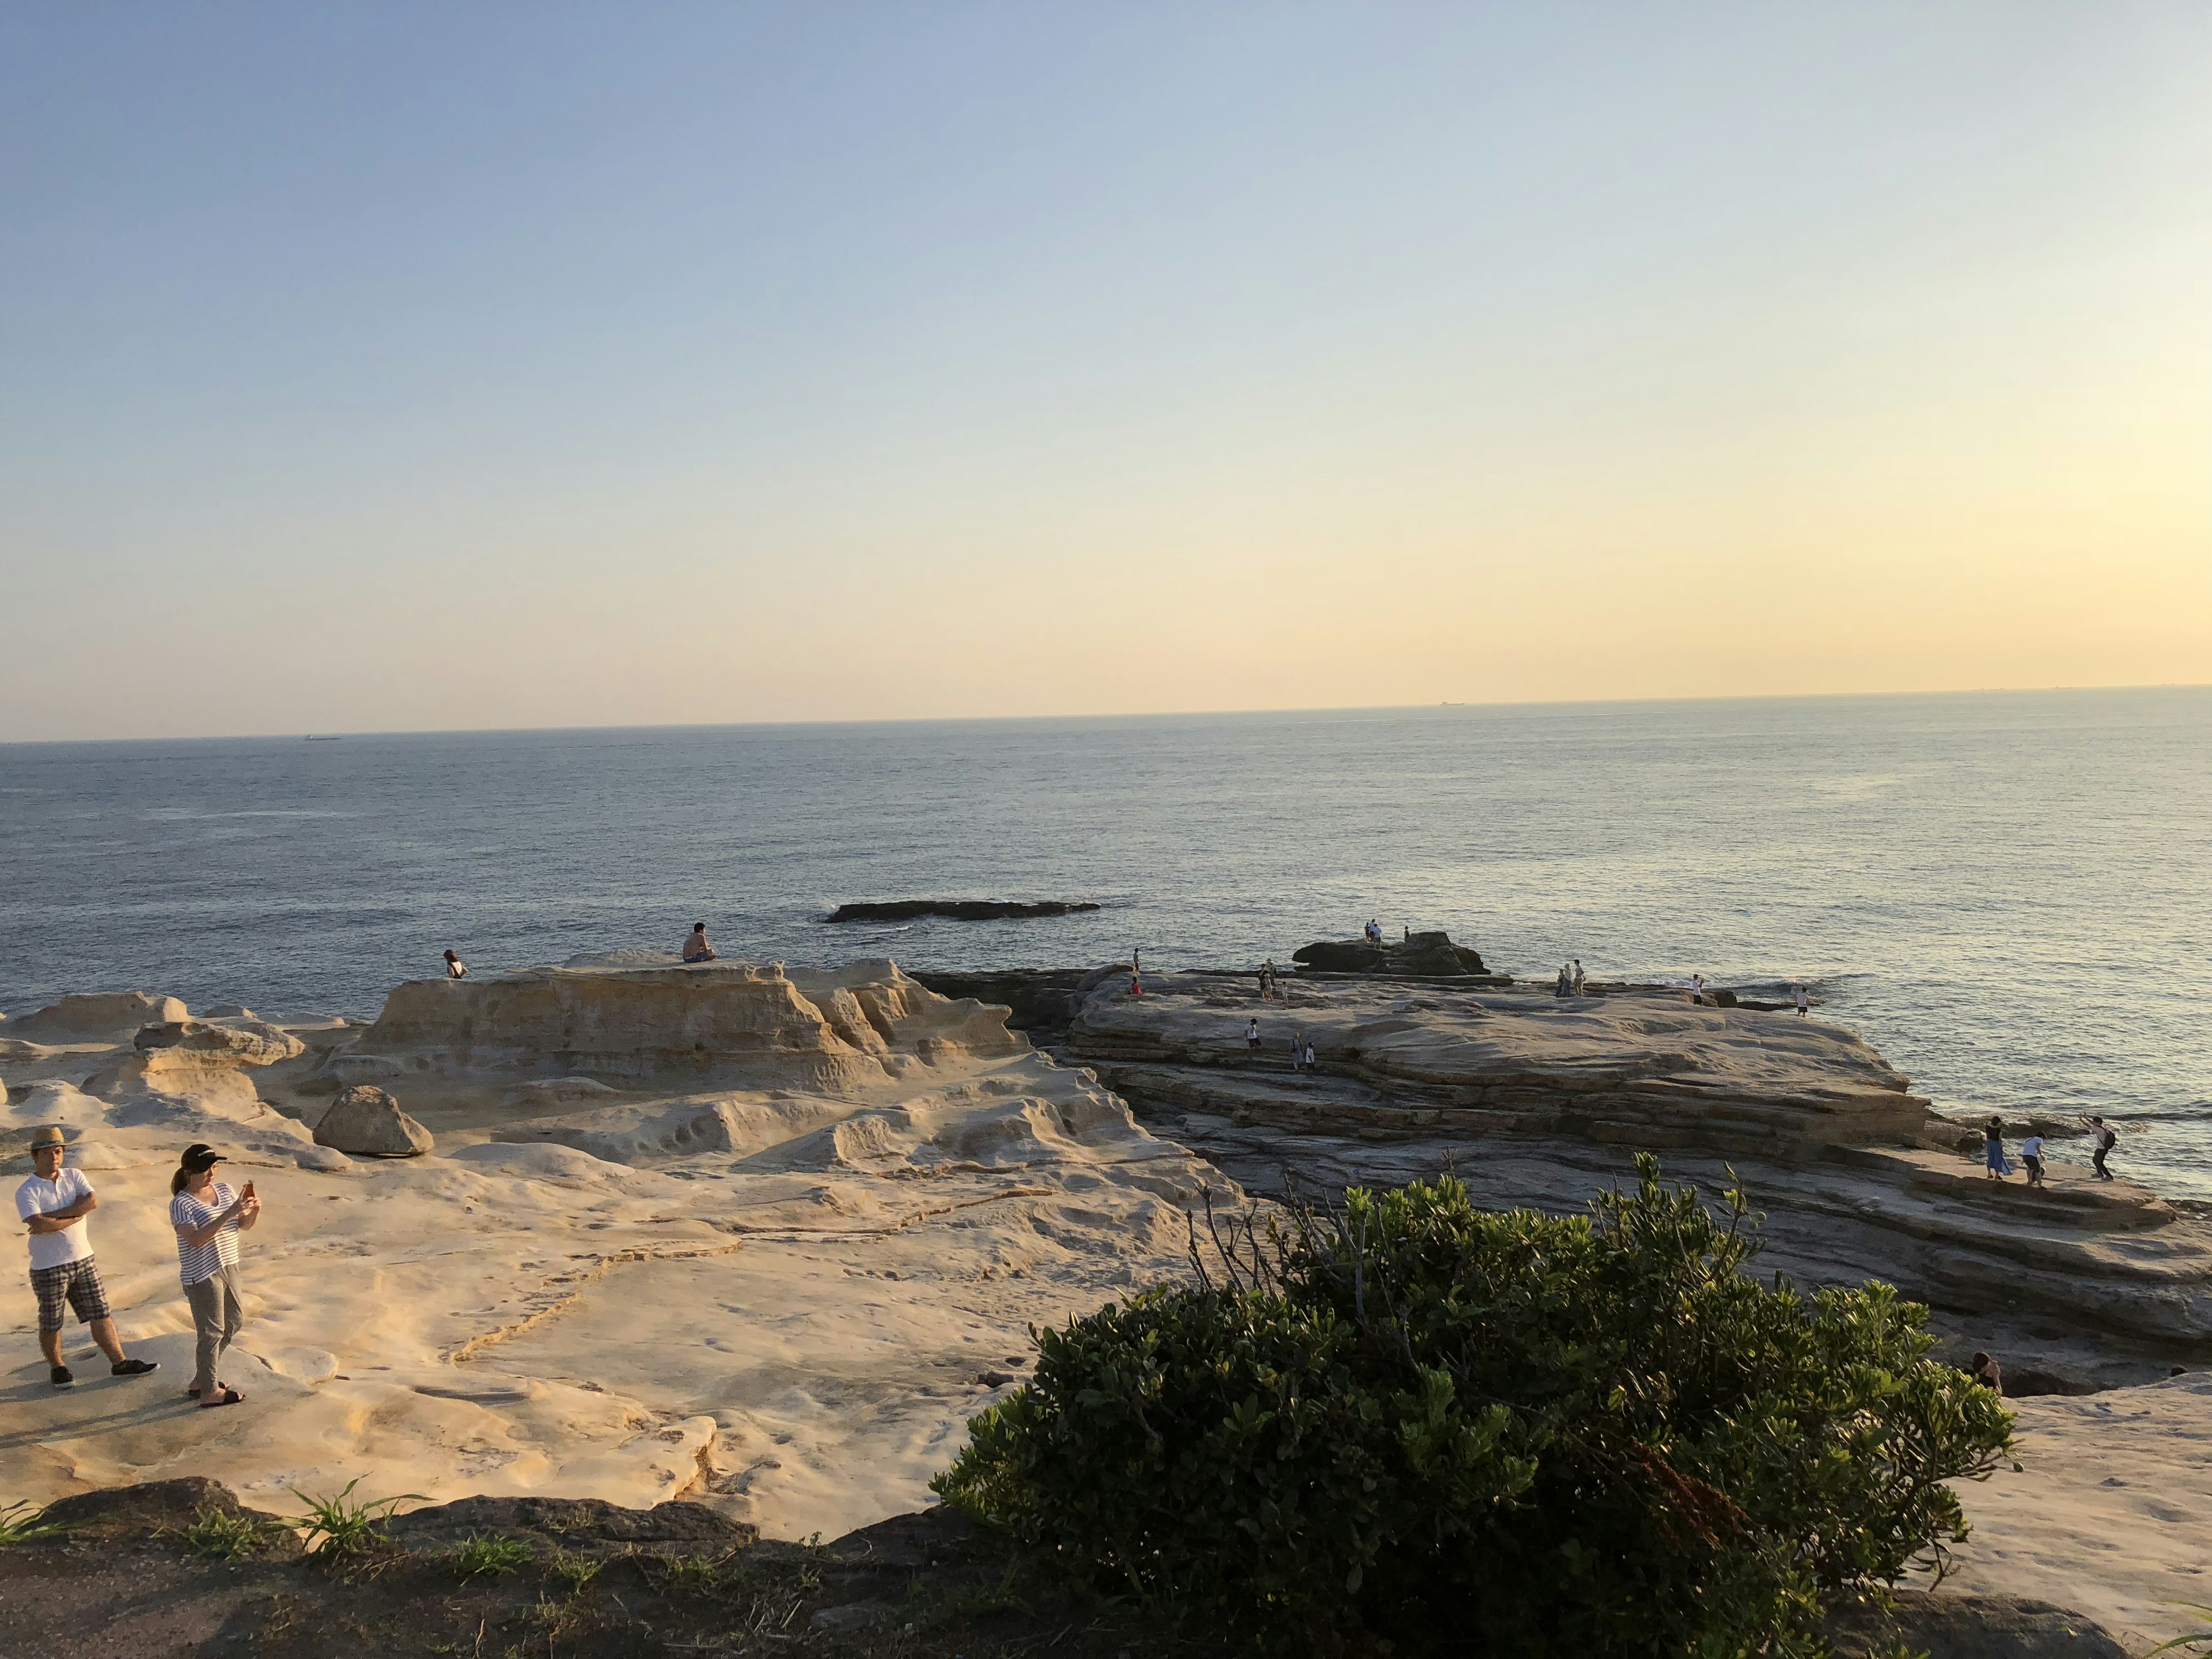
[186, 1380, 227, 1399]
[198, 1388, 243, 1408]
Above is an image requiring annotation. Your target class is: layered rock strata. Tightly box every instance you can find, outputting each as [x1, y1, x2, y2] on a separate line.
[1064, 972, 2212, 1365]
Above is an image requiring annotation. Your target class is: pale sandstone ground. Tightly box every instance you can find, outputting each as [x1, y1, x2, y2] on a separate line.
[1, 962, 1215, 1543]
[5, 957, 2209, 1641]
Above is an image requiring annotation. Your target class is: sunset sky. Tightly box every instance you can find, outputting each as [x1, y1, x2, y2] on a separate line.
[3, 5, 2208, 740]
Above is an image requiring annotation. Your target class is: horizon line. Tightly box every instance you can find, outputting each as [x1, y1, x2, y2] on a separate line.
[3, 680, 2208, 749]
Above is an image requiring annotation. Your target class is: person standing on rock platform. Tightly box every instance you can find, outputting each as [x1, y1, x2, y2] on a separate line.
[1571, 960, 1585, 995]
[2090, 1117, 2118, 1181]
[1302, 1040, 1317, 1075]
[1691, 973, 1707, 1005]
[1246, 1018, 1261, 1054]
[170, 1145, 260, 1408]
[1982, 1118, 2012, 1181]
[2021, 1133, 2047, 1188]
[16, 1126, 161, 1389]
[1289, 1033, 1303, 1074]
[1794, 983, 1810, 1016]
[682, 923, 717, 964]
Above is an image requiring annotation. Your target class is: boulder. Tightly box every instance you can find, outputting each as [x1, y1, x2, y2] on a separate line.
[1827, 1590, 2127, 1658]
[134, 1019, 304, 1066]
[1293, 930, 1489, 977]
[312, 1085, 433, 1157]
[10, 992, 188, 1044]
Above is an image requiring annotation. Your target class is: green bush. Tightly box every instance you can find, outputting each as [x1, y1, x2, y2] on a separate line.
[933, 1158, 2015, 1656]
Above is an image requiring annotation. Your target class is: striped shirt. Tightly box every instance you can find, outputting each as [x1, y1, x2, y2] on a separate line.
[169, 1183, 241, 1286]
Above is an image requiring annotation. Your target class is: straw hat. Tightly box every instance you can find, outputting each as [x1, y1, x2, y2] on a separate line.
[29, 1126, 66, 1150]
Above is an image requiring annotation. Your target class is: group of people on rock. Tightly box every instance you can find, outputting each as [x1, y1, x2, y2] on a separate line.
[1980, 1115, 2120, 1184]
[1552, 960, 1587, 997]
[17, 1128, 261, 1405]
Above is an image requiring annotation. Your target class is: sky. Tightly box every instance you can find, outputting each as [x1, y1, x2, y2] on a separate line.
[2, 3, 2208, 741]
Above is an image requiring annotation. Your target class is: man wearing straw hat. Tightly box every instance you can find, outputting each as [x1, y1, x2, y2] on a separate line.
[16, 1126, 159, 1388]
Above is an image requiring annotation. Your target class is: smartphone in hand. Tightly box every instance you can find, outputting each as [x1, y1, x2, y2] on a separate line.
[241, 1181, 257, 1201]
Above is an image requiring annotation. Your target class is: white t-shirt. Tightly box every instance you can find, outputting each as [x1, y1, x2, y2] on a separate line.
[17, 1169, 94, 1272]
[170, 1183, 242, 1287]
[2022, 1136, 2044, 1160]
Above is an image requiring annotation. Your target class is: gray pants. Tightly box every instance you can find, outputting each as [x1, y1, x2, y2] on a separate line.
[185, 1266, 244, 1395]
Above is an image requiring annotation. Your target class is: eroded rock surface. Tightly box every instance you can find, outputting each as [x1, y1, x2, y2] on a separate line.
[8, 991, 187, 1043]
[313, 1084, 434, 1156]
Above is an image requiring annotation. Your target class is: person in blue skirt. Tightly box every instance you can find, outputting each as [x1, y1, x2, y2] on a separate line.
[1983, 1117, 2012, 1181]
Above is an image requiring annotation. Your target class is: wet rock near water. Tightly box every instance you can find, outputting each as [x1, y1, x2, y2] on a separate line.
[1293, 929, 1491, 978]
[827, 899, 1101, 923]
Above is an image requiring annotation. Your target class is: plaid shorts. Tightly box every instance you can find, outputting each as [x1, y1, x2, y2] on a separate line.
[31, 1256, 111, 1331]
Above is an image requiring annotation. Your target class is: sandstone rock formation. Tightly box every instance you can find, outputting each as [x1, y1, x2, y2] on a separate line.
[313, 1084, 434, 1156]
[1065, 971, 2212, 1363]
[329, 959, 1024, 1090]
[1292, 929, 1492, 977]
[9, 990, 187, 1043]
[827, 899, 1101, 923]
[135, 1018, 305, 1066]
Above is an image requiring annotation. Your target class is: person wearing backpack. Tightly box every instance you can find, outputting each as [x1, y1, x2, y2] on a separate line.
[2089, 1116, 2118, 1181]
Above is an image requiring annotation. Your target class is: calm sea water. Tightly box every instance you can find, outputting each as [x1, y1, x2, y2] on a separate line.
[4, 691, 2208, 1195]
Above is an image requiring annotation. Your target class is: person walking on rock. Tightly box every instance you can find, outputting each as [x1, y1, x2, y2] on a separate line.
[1982, 1118, 2012, 1181]
[169, 1144, 260, 1408]
[2090, 1116, 2118, 1181]
[16, 1126, 160, 1389]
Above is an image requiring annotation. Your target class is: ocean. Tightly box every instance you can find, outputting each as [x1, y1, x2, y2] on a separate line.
[4, 689, 2208, 1195]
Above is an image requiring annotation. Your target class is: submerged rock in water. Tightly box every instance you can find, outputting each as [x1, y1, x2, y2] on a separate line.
[827, 899, 1101, 923]
[312, 1084, 433, 1156]
[1293, 929, 1490, 977]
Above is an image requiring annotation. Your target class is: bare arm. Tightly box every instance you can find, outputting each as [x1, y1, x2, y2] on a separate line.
[22, 1191, 97, 1232]
[175, 1196, 247, 1249]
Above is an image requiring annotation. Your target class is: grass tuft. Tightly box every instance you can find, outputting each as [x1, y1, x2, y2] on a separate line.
[0, 1501, 62, 1547]
[442, 1531, 533, 1581]
[285, 1477, 425, 1560]
[168, 1506, 278, 1559]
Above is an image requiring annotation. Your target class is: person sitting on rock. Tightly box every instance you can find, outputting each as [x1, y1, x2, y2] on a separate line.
[1968, 1351, 2003, 1394]
[443, 949, 468, 980]
[16, 1126, 160, 1389]
[682, 923, 717, 964]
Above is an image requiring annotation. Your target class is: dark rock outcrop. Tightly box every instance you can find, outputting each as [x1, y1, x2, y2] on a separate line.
[1826, 1590, 2127, 1658]
[908, 969, 1094, 1040]
[33, 1478, 259, 1540]
[385, 1494, 756, 1549]
[1293, 929, 1490, 978]
[827, 900, 1101, 923]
